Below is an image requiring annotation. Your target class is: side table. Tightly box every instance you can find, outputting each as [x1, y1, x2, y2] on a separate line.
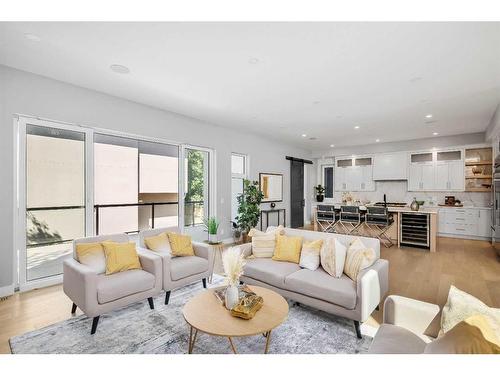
[203, 240, 224, 283]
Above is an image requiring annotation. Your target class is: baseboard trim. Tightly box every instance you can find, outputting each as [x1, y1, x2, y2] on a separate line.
[0, 284, 15, 298]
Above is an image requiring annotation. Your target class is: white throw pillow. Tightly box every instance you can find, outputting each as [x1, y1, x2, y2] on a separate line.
[440, 285, 500, 339]
[320, 238, 347, 277]
[299, 239, 323, 270]
[343, 238, 376, 281]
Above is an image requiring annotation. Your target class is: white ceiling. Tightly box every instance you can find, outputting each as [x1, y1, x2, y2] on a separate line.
[1, 22, 500, 151]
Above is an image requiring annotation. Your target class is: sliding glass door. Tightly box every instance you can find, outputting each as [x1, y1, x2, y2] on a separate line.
[15, 117, 214, 290]
[17, 119, 91, 290]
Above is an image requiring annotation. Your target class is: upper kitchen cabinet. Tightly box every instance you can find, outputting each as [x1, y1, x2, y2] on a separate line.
[335, 156, 375, 192]
[408, 150, 464, 191]
[373, 152, 408, 180]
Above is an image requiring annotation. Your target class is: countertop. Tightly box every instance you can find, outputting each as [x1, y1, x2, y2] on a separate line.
[312, 203, 491, 211]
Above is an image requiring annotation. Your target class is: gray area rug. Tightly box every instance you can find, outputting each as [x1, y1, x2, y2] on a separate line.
[10, 277, 372, 354]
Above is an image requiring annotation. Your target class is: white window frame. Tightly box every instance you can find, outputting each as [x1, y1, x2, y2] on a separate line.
[231, 152, 248, 223]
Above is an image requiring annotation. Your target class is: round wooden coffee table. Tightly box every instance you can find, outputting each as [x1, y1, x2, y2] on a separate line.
[183, 285, 289, 354]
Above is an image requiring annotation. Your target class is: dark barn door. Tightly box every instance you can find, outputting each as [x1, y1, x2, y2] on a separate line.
[290, 159, 305, 228]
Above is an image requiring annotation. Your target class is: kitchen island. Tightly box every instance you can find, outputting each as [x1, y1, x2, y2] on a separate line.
[311, 204, 438, 252]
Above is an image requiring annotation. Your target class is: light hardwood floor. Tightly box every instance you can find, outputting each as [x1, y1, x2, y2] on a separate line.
[0, 236, 499, 354]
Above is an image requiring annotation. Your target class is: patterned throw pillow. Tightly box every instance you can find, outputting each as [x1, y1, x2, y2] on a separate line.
[440, 285, 500, 339]
[272, 234, 303, 263]
[75, 242, 106, 274]
[343, 238, 376, 281]
[320, 238, 347, 277]
[249, 225, 284, 258]
[299, 239, 323, 270]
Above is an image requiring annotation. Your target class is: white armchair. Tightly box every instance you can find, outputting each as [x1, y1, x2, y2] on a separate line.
[138, 227, 214, 304]
[63, 233, 162, 334]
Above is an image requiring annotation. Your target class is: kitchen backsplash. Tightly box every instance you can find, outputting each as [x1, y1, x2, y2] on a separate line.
[329, 180, 492, 207]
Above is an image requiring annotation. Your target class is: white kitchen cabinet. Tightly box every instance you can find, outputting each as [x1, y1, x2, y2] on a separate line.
[373, 152, 408, 180]
[477, 209, 492, 237]
[409, 162, 434, 191]
[334, 157, 375, 192]
[438, 208, 491, 239]
[408, 150, 464, 192]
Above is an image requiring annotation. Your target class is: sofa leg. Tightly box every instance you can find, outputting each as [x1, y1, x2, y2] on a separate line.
[202, 278, 207, 289]
[353, 320, 362, 339]
[148, 297, 154, 310]
[71, 303, 77, 314]
[165, 291, 171, 305]
[91, 316, 100, 335]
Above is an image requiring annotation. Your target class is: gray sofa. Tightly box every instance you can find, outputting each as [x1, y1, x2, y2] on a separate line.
[239, 228, 389, 338]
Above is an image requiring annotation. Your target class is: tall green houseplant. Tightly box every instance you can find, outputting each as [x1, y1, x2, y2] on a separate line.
[236, 179, 264, 236]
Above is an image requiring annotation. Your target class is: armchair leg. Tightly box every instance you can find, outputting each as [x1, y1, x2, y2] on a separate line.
[91, 316, 100, 335]
[353, 320, 362, 339]
[202, 278, 207, 289]
[165, 291, 171, 305]
[148, 297, 154, 310]
[71, 303, 77, 314]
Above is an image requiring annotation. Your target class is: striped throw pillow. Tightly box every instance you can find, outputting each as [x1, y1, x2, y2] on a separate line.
[249, 225, 284, 258]
[343, 238, 376, 281]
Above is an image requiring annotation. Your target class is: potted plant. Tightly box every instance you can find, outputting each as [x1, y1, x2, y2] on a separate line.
[231, 221, 242, 243]
[315, 184, 326, 202]
[203, 216, 220, 243]
[236, 179, 264, 243]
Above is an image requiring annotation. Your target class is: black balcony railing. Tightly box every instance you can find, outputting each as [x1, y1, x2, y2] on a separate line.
[27, 200, 204, 244]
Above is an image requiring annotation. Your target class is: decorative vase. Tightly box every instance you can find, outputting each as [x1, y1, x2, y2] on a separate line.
[410, 197, 420, 211]
[208, 233, 218, 243]
[225, 284, 239, 310]
[316, 195, 324, 202]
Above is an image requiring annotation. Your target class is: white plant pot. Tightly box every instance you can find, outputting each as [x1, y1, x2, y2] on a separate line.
[225, 284, 239, 310]
[208, 233, 218, 243]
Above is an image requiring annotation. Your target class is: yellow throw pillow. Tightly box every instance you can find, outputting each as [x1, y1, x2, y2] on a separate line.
[424, 315, 500, 354]
[167, 232, 195, 257]
[343, 238, 376, 281]
[144, 232, 171, 254]
[299, 239, 323, 270]
[102, 241, 142, 275]
[75, 242, 106, 274]
[272, 234, 303, 263]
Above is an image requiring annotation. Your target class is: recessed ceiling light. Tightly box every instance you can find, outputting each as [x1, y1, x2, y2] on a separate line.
[375, 139, 380, 143]
[330, 144, 335, 148]
[433, 132, 439, 136]
[425, 114, 433, 119]
[301, 134, 307, 137]
[354, 126, 360, 129]
[248, 57, 259, 64]
[110, 64, 130, 74]
[24, 33, 41, 42]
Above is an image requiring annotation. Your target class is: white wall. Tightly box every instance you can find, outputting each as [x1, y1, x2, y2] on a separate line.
[0, 65, 310, 290]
